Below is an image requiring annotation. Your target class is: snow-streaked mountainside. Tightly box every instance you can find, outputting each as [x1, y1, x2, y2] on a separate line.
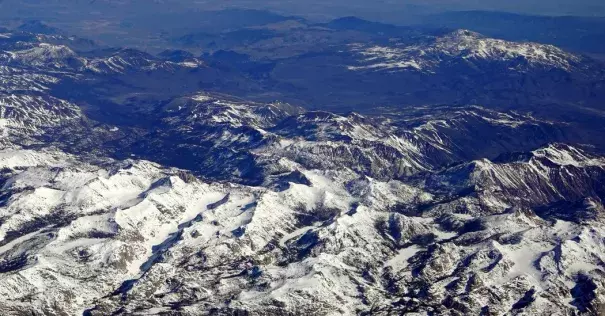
[348, 30, 590, 73]
[1, 144, 604, 315]
[1, 24, 605, 315]
[0, 95, 82, 133]
[3, 42, 205, 74]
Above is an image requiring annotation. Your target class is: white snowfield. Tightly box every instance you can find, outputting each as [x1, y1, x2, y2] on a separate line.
[0, 143, 603, 315]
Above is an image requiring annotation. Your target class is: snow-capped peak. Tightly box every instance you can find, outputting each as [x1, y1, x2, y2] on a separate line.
[348, 29, 583, 73]
[7, 43, 82, 69]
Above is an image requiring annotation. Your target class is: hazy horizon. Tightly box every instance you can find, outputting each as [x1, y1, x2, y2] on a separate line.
[1, 0, 605, 24]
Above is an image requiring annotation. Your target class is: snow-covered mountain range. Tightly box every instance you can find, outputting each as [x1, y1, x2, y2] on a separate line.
[0, 23, 605, 315]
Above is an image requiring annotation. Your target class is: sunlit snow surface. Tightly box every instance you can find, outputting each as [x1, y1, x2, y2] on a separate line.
[0, 143, 603, 315]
